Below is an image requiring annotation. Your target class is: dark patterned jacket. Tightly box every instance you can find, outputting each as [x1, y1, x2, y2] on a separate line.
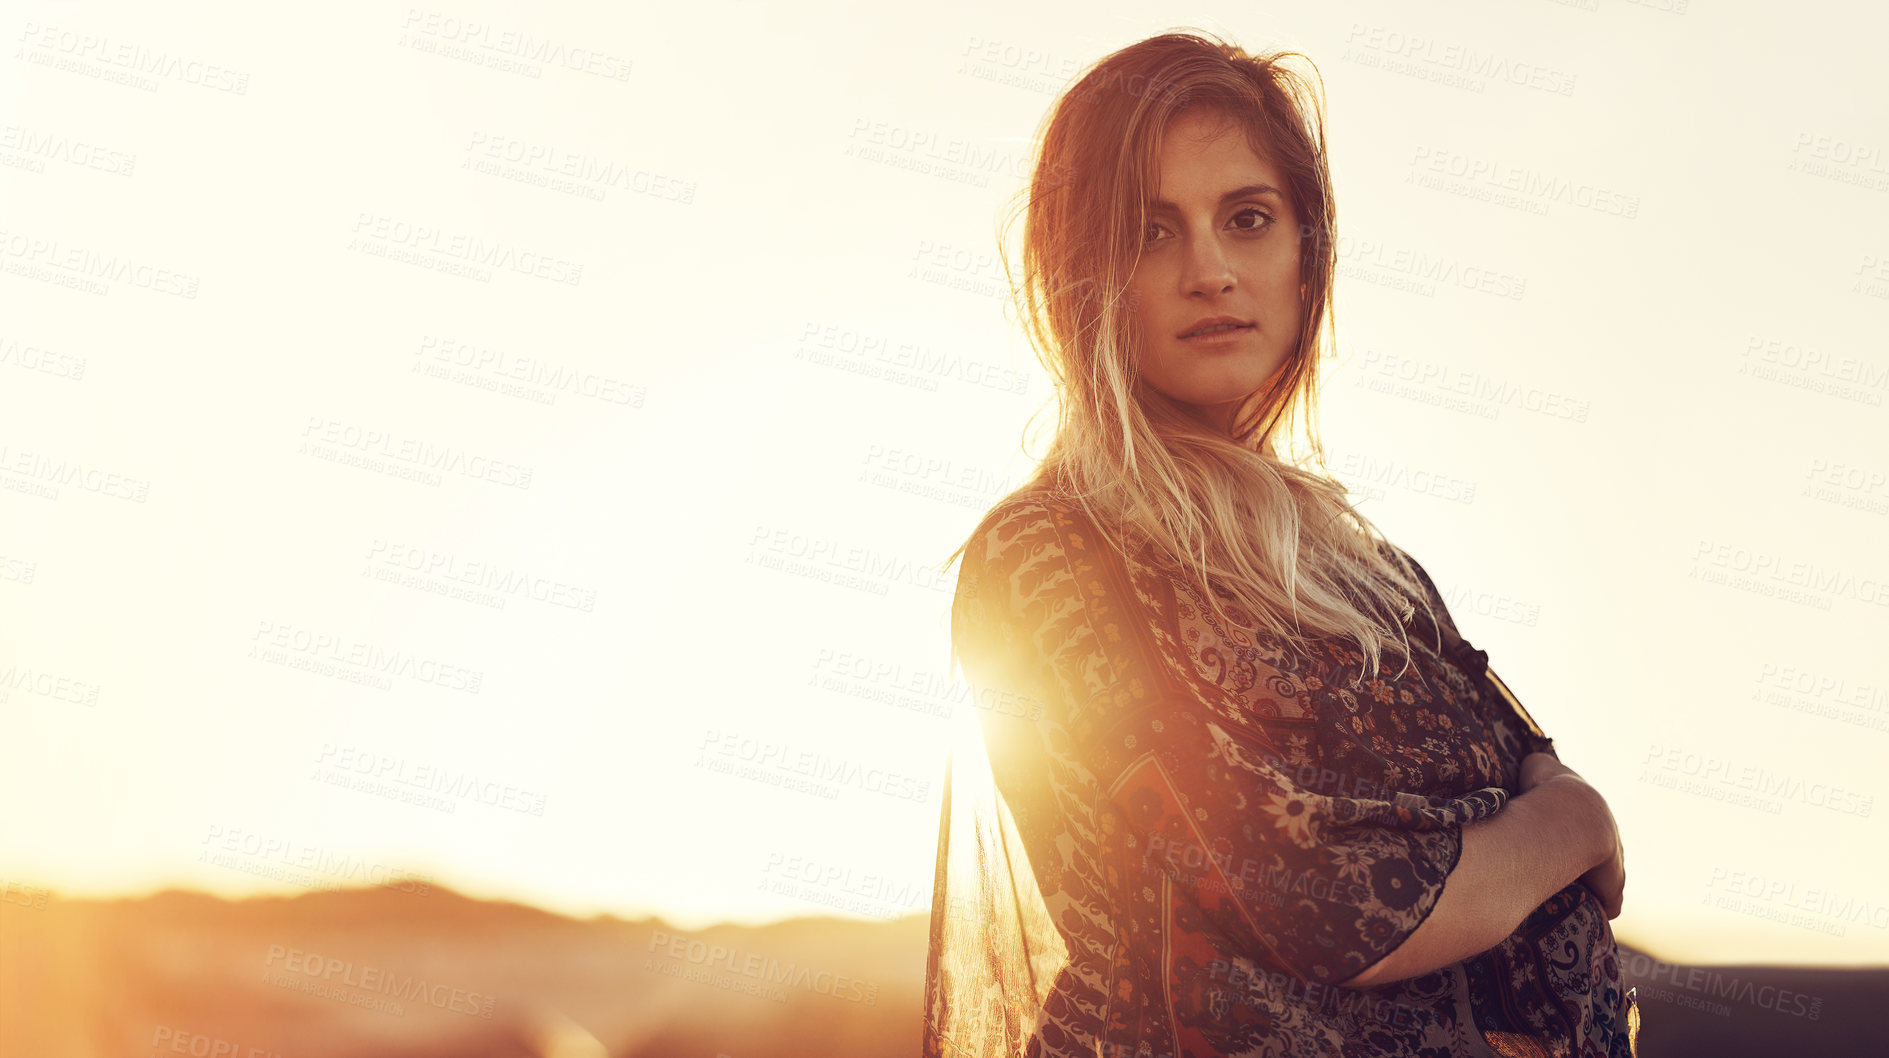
[923, 486, 1640, 1058]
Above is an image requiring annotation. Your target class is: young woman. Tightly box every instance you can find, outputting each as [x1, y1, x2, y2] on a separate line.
[923, 32, 1639, 1058]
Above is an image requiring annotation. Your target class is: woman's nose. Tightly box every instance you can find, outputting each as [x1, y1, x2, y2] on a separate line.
[1182, 238, 1234, 295]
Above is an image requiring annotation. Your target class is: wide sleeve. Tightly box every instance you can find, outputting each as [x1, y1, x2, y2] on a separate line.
[922, 501, 1092, 1058]
[956, 498, 1515, 990]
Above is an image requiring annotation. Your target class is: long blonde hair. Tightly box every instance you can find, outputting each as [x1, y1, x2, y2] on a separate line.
[948, 30, 1439, 684]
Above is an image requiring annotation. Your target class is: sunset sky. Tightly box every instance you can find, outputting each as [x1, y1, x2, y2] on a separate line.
[2, 0, 1885, 969]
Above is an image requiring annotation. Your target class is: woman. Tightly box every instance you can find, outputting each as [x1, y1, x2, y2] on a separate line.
[922, 31, 1639, 1058]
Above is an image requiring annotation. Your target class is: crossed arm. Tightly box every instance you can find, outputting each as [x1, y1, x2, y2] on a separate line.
[1337, 759, 1626, 990]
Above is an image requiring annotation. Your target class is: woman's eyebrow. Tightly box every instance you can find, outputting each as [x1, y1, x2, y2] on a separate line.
[1151, 184, 1284, 211]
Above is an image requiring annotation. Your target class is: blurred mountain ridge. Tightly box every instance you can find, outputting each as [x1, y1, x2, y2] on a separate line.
[2, 884, 1881, 1057]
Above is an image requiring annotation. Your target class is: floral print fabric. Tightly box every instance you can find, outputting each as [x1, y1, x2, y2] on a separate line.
[923, 488, 1639, 1057]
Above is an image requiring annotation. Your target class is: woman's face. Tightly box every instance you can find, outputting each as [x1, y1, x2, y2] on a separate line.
[1126, 107, 1304, 433]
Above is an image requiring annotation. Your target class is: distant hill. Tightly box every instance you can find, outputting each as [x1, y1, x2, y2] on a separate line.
[0, 885, 1881, 1056]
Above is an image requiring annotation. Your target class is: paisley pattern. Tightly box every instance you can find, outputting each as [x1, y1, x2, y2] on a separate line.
[923, 488, 1640, 1058]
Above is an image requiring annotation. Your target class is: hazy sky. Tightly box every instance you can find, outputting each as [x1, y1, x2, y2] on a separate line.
[2, 0, 1885, 968]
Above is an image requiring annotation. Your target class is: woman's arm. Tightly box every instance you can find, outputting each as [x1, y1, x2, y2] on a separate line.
[1337, 764, 1619, 990]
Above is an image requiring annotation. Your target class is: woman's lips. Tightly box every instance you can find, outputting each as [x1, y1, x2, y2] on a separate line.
[1180, 323, 1255, 344]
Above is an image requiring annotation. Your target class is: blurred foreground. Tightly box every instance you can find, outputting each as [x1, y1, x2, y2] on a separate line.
[1, 884, 1882, 1057]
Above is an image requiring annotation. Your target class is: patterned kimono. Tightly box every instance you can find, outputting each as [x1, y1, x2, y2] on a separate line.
[923, 485, 1640, 1058]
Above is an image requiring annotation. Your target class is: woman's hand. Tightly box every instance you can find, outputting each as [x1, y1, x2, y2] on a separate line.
[1518, 751, 1626, 920]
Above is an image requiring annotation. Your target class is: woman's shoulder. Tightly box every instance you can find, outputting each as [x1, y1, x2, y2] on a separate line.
[1374, 540, 1448, 615]
[952, 479, 1109, 623]
[963, 478, 1081, 551]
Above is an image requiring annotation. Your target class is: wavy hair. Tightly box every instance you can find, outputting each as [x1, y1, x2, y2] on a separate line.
[948, 30, 1439, 683]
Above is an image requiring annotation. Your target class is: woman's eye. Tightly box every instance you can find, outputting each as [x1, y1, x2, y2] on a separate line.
[1144, 209, 1270, 243]
[1230, 207, 1273, 232]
